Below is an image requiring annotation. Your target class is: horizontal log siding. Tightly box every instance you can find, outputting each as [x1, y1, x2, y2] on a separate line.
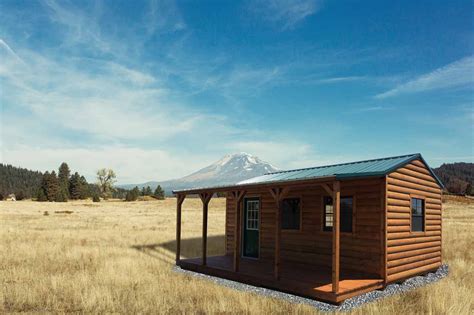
[386, 160, 442, 283]
[225, 179, 384, 277]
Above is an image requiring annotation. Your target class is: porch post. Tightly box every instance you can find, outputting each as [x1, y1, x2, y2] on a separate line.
[200, 192, 212, 266]
[275, 198, 282, 280]
[269, 187, 289, 281]
[232, 190, 245, 272]
[332, 181, 341, 293]
[176, 194, 186, 264]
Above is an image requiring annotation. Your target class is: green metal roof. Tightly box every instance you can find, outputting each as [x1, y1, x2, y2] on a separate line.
[173, 153, 444, 193]
[239, 153, 443, 187]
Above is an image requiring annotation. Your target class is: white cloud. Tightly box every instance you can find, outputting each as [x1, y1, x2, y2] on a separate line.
[375, 55, 474, 99]
[250, 0, 323, 30]
[42, 0, 112, 53]
[0, 3, 329, 184]
[1, 146, 211, 183]
[0, 42, 211, 141]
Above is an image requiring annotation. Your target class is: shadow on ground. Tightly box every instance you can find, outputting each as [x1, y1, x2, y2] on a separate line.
[131, 235, 226, 264]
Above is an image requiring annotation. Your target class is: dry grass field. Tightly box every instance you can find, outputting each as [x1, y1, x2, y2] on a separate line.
[1, 196, 473, 314]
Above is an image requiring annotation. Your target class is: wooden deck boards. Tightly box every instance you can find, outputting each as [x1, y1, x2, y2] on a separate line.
[179, 255, 383, 303]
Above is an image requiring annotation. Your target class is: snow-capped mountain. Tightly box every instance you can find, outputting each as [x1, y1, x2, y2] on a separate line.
[120, 153, 278, 194]
[180, 153, 277, 183]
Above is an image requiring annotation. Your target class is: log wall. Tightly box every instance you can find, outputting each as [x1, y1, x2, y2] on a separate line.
[386, 159, 442, 283]
[225, 178, 384, 277]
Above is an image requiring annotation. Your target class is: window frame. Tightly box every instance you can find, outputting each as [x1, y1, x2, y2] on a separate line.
[281, 196, 303, 232]
[321, 194, 356, 234]
[410, 195, 426, 233]
[245, 198, 260, 231]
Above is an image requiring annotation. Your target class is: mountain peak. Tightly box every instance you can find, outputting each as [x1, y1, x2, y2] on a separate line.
[120, 153, 279, 194]
[177, 152, 279, 186]
[213, 152, 276, 172]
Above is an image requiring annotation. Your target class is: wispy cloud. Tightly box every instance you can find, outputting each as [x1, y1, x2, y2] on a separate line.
[348, 106, 394, 113]
[313, 76, 367, 84]
[145, 0, 186, 35]
[375, 55, 474, 99]
[249, 0, 323, 30]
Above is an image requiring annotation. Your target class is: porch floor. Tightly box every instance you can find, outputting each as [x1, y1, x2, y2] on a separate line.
[178, 255, 383, 304]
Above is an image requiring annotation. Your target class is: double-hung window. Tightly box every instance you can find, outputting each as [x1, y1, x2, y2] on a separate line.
[411, 198, 424, 232]
[323, 196, 353, 232]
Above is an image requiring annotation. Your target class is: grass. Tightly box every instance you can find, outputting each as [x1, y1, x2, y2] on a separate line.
[1, 197, 473, 314]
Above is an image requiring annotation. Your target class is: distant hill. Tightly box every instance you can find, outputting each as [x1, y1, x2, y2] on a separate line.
[433, 162, 474, 195]
[120, 152, 278, 195]
[0, 164, 43, 199]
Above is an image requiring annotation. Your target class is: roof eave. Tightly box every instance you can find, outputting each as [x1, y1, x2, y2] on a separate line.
[172, 175, 337, 195]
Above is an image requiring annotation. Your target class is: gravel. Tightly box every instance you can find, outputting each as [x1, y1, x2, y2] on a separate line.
[174, 264, 449, 312]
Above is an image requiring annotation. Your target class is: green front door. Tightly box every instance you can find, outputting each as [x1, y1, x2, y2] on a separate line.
[243, 198, 259, 258]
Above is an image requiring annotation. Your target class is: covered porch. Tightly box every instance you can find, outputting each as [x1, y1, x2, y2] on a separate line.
[179, 255, 383, 303]
[174, 177, 384, 304]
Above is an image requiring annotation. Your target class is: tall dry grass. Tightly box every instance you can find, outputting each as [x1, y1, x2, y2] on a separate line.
[0, 197, 472, 314]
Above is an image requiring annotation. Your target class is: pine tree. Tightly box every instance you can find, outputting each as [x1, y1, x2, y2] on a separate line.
[125, 186, 140, 201]
[132, 186, 140, 200]
[46, 171, 59, 202]
[145, 186, 152, 196]
[58, 162, 71, 200]
[55, 189, 68, 202]
[141, 187, 146, 196]
[154, 185, 165, 200]
[69, 173, 81, 199]
[36, 189, 47, 201]
[78, 176, 89, 199]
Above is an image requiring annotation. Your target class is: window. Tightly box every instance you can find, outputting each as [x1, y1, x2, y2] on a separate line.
[323, 196, 353, 232]
[323, 196, 333, 231]
[246, 199, 259, 230]
[411, 198, 424, 232]
[340, 197, 353, 232]
[282, 198, 301, 230]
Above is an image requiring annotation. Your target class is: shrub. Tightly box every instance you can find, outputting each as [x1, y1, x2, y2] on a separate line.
[16, 191, 25, 200]
[36, 189, 48, 202]
[125, 190, 138, 201]
[92, 194, 100, 202]
[0, 192, 3, 200]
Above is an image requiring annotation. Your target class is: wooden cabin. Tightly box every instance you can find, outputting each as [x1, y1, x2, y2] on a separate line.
[173, 154, 443, 304]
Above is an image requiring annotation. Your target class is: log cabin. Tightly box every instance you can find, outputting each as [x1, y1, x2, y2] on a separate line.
[173, 153, 444, 304]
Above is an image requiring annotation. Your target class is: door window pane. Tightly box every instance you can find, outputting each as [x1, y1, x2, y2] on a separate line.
[246, 200, 259, 230]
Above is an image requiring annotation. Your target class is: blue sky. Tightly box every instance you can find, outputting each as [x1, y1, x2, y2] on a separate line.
[0, 0, 473, 183]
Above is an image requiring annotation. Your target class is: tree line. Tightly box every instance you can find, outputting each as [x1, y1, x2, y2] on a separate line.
[0, 164, 43, 200]
[125, 185, 165, 201]
[36, 162, 95, 202]
[433, 162, 474, 195]
[0, 163, 165, 201]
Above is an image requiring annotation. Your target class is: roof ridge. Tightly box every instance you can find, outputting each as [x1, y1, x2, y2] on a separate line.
[265, 153, 420, 175]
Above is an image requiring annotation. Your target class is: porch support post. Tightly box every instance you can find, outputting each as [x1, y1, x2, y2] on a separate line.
[231, 190, 246, 272]
[199, 192, 213, 266]
[269, 187, 290, 280]
[332, 181, 341, 293]
[176, 194, 186, 264]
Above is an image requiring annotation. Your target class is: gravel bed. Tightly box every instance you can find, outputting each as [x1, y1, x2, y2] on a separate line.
[174, 264, 448, 312]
